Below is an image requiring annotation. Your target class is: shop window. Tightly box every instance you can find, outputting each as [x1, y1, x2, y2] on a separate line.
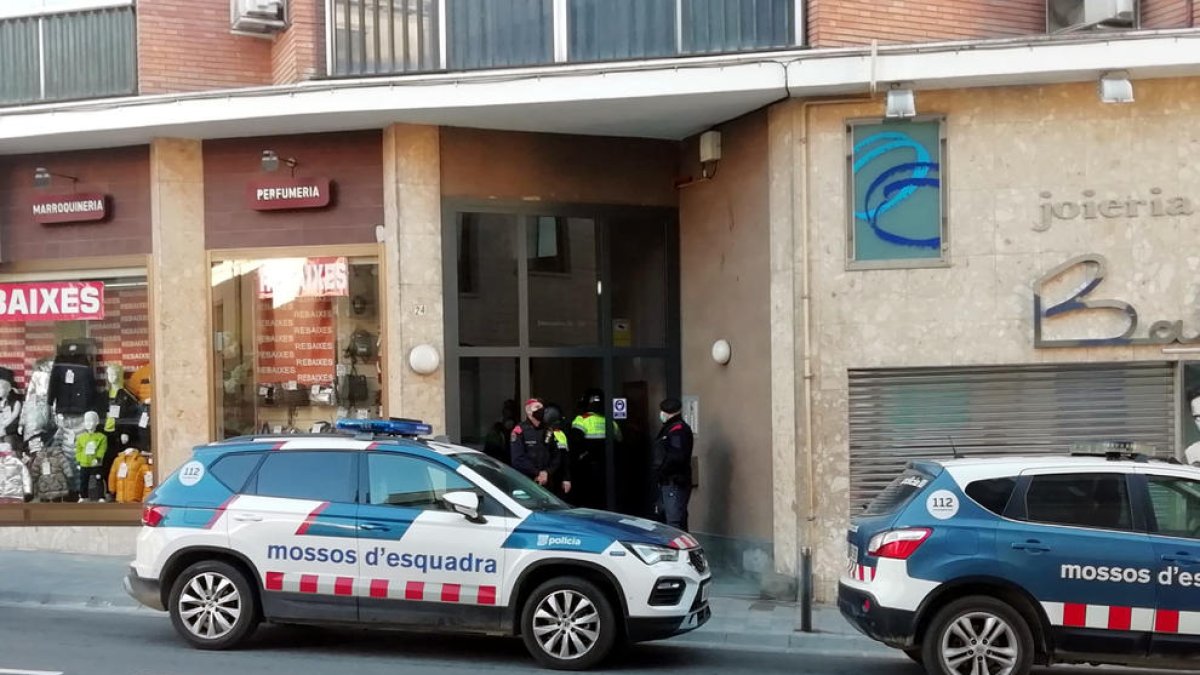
[0, 273, 154, 507]
[210, 255, 382, 438]
[847, 117, 947, 269]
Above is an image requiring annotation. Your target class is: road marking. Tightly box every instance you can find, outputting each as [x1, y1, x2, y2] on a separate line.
[0, 669, 64, 675]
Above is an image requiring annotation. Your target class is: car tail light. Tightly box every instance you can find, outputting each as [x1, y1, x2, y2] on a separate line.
[142, 505, 168, 527]
[867, 528, 931, 560]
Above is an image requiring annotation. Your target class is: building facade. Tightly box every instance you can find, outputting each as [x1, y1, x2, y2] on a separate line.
[1, 0, 1199, 600]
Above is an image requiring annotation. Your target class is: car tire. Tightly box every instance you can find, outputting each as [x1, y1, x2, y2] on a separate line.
[168, 560, 260, 650]
[520, 576, 618, 670]
[921, 596, 1034, 675]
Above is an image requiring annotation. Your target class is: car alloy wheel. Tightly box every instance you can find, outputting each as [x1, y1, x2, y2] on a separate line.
[533, 589, 601, 660]
[179, 571, 242, 640]
[938, 611, 1019, 675]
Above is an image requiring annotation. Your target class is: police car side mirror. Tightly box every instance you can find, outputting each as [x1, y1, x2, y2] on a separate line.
[443, 491, 484, 523]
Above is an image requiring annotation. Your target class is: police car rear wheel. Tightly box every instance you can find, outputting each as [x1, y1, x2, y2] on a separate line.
[521, 577, 617, 670]
[922, 596, 1033, 675]
[169, 561, 259, 650]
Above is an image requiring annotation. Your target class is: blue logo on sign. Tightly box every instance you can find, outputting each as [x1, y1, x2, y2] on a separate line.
[853, 131, 941, 249]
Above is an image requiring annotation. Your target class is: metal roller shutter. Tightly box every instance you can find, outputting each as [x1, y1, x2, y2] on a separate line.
[848, 362, 1176, 509]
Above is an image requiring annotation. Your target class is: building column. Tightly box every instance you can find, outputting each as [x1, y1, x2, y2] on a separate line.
[149, 138, 210, 473]
[767, 101, 803, 577]
[382, 124, 445, 432]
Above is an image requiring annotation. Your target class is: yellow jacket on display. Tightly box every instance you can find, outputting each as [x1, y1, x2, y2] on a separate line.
[108, 452, 152, 503]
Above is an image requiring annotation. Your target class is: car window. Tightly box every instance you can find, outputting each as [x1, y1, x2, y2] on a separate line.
[366, 453, 474, 509]
[965, 477, 1017, 515]
[863, 468, 933, 516]
[1147, 475, 1200, 540]
[250, 451, 357, 503]
[209, 452, 262, 492]
[1025, 473, 1132, 531]
[455, 452, 568, 512]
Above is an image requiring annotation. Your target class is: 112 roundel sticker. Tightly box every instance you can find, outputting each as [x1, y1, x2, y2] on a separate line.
[926, 489, 959, 520]
[179, 461, 205, 487]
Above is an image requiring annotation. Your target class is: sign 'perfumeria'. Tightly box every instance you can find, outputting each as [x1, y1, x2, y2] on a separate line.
[245, 178, 332, 211]
[31, 193, 108, 224]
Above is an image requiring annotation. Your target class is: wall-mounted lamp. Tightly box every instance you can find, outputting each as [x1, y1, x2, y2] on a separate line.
[711, 339, 731, 366]
[885, 85, 917, 119]
[408, 344, 441, 375]
[1098, 71, 1134, 104]
[261, 150, 298, 176]
[33, 167, 78, 188]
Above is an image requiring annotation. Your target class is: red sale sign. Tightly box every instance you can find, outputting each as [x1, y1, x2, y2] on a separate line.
[0, 281, 105, 322]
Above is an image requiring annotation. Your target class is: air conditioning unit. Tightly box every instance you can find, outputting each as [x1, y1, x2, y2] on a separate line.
[1047, 0, 1137, 34]
[231, 0, 286, 36]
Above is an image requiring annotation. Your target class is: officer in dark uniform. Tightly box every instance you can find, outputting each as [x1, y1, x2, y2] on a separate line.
[510, 398, 562, 488]
[651, 398, 694, 530]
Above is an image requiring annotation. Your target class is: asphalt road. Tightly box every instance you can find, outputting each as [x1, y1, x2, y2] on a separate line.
[0, 605, 1175, 675]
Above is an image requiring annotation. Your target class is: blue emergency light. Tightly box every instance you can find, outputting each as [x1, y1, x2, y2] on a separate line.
[335, 418, 432, 437]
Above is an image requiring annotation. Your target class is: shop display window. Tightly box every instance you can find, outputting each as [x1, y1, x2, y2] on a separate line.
[211, 255, 382, 439]
[0, 273, 154, 507]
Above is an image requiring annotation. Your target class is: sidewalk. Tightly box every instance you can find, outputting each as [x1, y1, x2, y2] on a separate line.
[0, 549, 893, 657]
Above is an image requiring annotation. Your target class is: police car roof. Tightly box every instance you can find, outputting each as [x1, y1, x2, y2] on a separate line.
[200, 434, 480, 458]
[931, 454, 1200, 485]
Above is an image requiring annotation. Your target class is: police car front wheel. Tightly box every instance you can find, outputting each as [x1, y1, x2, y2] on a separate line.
[521, 576, 618, 670]
[168, 560, 260, 650]
[921, 596, 1034, 675]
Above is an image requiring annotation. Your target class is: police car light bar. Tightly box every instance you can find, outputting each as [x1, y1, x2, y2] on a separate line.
[335, 418, 432, 438]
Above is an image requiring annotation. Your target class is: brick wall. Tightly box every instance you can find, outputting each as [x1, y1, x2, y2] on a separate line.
[1143, 0, 1193, 27]
[138, 0, 273, 94]
[808, 0, 1045, 46]
[204, 131, 383, 250]
[0, 147, 151, 261]
[272, 0, 326, 84]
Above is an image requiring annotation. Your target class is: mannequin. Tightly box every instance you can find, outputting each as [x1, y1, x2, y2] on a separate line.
[0, 378, 21, 440]
[0, 441, 31, 503]
[101, 364, 138, 479]
[48, 349, 98, 416]
[75, 411, 107, 502]
[27, 433, 72, 502]
[108, 447, 151, 504]
[19, 359, 53, 444]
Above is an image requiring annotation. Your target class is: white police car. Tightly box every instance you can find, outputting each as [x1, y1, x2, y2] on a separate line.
[125, 419, 711, 669]
[840, 450, 1200, 675]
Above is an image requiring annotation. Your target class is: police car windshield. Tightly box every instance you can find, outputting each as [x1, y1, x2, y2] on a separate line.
[456, 453, 569, 512]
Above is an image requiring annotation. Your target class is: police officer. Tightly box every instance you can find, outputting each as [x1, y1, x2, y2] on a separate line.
[571, 389, 621, 509]
[510, 398, 561, 488]
[542, 403, 573, 500]
[651, 398, 693, 530]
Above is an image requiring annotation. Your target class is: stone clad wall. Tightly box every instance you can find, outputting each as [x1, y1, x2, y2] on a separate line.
[785, 77, 1200, 599]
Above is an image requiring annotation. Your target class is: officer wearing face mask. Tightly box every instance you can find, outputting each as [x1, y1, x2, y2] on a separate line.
[510, 398, 561, 487]
[651, 398, 694, 530]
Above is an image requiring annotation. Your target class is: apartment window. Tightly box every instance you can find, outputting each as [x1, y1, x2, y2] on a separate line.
[847, 117, 947, 269]
[0, 2, 137, 106]
[330, 0, 440, 76]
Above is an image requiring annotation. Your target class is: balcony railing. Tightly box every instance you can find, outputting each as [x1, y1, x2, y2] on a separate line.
[0, 4, 136, 106]
[328, 0, 802, 77]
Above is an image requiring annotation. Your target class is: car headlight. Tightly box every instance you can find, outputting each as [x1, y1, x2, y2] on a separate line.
[624, 542, 680, 565]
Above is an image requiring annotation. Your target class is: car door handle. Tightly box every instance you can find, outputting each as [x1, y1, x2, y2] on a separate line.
[359, 523, 389, 532]
[1161, 553, 1197, 564]
[232, 513, 263, 522]
[1011, 540, 1050, 553]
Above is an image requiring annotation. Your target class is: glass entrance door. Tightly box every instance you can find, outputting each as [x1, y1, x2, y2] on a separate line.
[446, 204, 679, 517]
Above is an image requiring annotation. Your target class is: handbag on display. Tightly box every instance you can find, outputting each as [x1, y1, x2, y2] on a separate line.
[348, 330, 376, 361]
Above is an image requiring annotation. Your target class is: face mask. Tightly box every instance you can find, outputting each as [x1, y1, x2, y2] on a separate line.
[531, 409, 545, 423]
[659, 412, 670, 424]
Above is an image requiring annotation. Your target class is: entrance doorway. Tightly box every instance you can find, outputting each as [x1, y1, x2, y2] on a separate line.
[444, 203, 679, 516]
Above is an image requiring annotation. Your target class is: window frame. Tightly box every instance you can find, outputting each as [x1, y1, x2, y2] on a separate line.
[1013, 470, 1141, 533]
[247, 449, 361, 505]
[844, 115, 950, 271]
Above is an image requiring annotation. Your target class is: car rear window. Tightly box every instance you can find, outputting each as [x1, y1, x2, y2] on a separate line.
[209, 452, 262, 492]
[965, 477, 1017, 515]
[864, 468, 932, 516]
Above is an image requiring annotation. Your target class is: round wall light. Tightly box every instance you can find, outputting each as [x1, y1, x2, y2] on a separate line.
[711, 339, 731, 365]
[408, 344, 441, 375]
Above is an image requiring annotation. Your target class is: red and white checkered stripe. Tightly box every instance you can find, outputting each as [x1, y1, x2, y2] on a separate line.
[263, 572, 498, 606]
[849, 563, 876, 582]
[1042, 602, 1200, 635]
[669, 534, 700, 550]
